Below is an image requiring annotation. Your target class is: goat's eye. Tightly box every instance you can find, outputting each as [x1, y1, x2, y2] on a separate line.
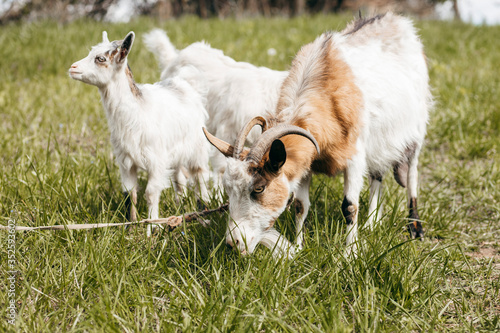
[253, 186, 265, 194]
[96, 56, 106, 63]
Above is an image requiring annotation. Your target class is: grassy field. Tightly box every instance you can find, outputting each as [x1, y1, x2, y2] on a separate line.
[0, 14, 499, 332]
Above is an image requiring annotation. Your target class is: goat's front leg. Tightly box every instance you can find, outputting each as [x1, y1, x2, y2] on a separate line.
[294, 173, 312, 250]
[145, 171, 166, 237]
[120, 163, 138, 222]
[343, 152, 367, 256]
[194, 167, 211, 204]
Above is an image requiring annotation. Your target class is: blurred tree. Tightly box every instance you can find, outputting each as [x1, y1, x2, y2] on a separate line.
[293, 0, 306, 16]
[431, 0, 461, 21]
[0, 0, 453, 23]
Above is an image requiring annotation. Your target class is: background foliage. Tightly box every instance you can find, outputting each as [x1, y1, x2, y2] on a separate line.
[1, 0, 444, 23]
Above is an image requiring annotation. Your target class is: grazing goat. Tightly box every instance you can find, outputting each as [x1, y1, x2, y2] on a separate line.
[204, 13, 432, 257]
[69, 31, 211, 236]
[144, 29, 288, 192]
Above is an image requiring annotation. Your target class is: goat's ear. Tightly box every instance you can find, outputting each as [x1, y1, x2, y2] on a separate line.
[117, 31, 135, 63]
[267, 139, 286, 172]
[102, 31, 109, 43]
[203, 128, 234, 158]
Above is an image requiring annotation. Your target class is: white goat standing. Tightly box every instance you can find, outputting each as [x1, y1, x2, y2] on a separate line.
[69, 31, 211, 236]
[143, 29, 288, 192]
[204, 13, 432, 257]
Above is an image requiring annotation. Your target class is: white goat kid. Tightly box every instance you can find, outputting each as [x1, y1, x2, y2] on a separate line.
[69, 31, 210, 236]
[204, 13, 432, 257]
[144, 29, 288, 193]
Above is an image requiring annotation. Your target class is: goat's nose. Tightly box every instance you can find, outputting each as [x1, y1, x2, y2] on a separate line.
[71, 64, 78, 68]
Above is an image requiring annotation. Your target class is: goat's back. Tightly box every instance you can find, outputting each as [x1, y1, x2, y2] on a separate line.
[162, 42, 288, 145]
[337, 13, 432, 173]
[275, 13, 431, 176]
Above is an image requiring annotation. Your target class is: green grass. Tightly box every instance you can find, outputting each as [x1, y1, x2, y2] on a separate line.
[0, 14, 499, 332]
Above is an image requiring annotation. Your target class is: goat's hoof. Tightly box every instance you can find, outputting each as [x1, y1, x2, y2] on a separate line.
[407, 220, 424, 240]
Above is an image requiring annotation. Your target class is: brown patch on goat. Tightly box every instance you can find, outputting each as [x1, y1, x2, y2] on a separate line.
[276, 37, 362, 180]
[249, 168, 289, 221]
[106, 49, 119, 61]
[125, 65, 142, 98]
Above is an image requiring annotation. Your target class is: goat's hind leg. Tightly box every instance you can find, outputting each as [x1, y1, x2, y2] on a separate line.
[343, 152, 367, 256]
[394, 144, 424, 239]
[120, 164, 138, 223]
[406, 146, 424, 239]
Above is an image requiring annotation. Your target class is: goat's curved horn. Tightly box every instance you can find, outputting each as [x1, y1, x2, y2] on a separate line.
[233, 116, 268, 160]
[245, 125, 320, 164]
[203, 128, 234, 157]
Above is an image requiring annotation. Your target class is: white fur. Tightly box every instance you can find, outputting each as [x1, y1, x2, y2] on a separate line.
[216, 13, 432, 257]
[69, 31, 210, 236]
[144, 29, 288, 192]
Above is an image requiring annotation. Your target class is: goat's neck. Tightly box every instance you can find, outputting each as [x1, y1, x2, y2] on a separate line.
[280, 126, 317, 187]
[98, 67, 142, 118]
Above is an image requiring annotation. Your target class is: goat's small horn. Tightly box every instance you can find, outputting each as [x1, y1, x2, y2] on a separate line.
[102, 31, 110, 43]
[246, 125, 320, 164]
[233, 116, 268, 160]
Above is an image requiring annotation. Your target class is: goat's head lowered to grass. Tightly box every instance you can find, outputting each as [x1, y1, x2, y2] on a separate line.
[69, 31, 135, 88]
[204, 117, 319, 255]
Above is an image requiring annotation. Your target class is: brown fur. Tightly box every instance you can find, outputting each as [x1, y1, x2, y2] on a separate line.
[125, 65, 142, 98]
[242, 36, 362, 222]
[275, 36, 362, 181]
[105, 49, 119, 61]
[250, 171, 289, 218]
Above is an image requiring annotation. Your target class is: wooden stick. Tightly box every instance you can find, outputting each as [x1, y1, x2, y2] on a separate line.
[0, 204, 228, 232]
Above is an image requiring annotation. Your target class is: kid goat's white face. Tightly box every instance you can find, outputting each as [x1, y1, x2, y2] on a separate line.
[69, 31, 135, 87]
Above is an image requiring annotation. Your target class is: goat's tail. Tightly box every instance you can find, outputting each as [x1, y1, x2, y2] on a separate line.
[143, 29, 178, 73]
